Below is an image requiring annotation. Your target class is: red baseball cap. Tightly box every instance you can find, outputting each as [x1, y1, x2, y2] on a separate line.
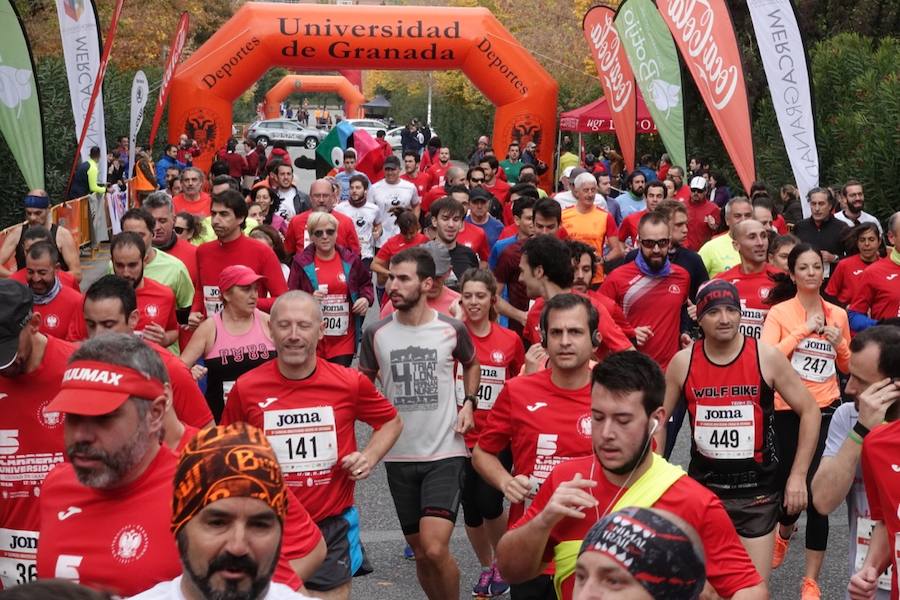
[218, 265, 265, 292]
[47, 360, 166, 415]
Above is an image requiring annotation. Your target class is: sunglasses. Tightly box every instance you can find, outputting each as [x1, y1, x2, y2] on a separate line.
[313, 228, 336, 238]
[174, 226, 186, 234]
[640, 238, 670, 249]
[470, 178, 485, 184]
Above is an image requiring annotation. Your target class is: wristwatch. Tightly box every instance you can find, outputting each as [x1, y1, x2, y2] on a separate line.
[463, 394, 479, 409]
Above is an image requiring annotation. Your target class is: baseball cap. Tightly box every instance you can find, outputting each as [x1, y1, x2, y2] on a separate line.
[560, 166, 575, 181]
[689, 176, 707, 191]
[468, 187, 492, 203]
[695, 279, 741, 320]
[0, 280, 34, 370]
[422, 240, 453, 278]
[383, 155, 401, 170]
[47, 359, 166, 415]
[218, 265, 265, 292]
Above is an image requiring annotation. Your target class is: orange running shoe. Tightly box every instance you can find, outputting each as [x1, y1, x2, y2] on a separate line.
[800, 576, 821, 600]
[770, 527, 795, 569]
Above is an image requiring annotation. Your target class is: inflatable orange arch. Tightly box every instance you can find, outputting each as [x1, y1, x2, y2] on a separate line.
[168, 3, 557, 174]
[262, 74, 365, 120]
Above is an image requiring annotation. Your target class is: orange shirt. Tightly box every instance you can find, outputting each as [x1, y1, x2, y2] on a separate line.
[561, 206, 618, 283]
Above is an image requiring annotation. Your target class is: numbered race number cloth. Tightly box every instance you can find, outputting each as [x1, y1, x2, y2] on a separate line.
[714, 265, 780, 340]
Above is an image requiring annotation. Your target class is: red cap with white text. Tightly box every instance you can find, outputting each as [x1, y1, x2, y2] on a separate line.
[47, 360, 166, 415]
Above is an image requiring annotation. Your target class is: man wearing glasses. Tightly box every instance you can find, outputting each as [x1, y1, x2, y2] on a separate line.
[600, 211, 691, 370]
[284, 179, 361, 257]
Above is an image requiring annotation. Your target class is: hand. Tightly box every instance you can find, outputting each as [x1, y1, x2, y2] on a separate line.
[455, 402, 474, 434]
[341, 451, 372, 481]
[141, 322, 167, 345]
[783, 472, 808, 515]
[535, 473, 598, 528]
[686, 300, 697, 321]
[698, 582, 724, 600]
[352, 297, 369, 315]
[188, 312, 206, 330]
[502, 474, 533, 503]
[848, 566, 880, 599]
[805, 314, 824, 335]
[524, 343, 549, 374]
[821, 251, 837, 264]
[705, 215, 717, 230]
[821, 325, 842, 348]
[680, 333, 693, 349]
[449, 299, 463, 320]
[190, 365, 208, 381]
[312, 289, 327, 301]
[857, 378, 900, 429]
[634, 326, 654, 346]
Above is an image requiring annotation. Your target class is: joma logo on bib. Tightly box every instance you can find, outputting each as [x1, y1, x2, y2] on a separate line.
[275, 412, 322, 427]
[703, 408, 743, 420]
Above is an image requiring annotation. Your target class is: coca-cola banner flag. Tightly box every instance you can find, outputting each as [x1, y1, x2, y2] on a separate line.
[656, 0, 756, 192]
[615, 0, 686, 170]
[148, 12, 190, 150]
[583, 5, 638, 173]
[748, 0, 818, 214]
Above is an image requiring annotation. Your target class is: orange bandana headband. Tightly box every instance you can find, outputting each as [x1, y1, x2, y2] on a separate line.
[171, 423, 288, 534]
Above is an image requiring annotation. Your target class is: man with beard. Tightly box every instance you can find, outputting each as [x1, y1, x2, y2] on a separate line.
[0, 280, 77, 590]
[22, 242, 84, 341]
[284, 180, 360, 257]
[685, 176, 722, 252]
[0, 190, 81, 281]
[36, 335, 325, 597]
[500, 143, 524, 185]
[617, 171, 646, 219]
[600, 213, 690, 369]
[129, 422, 320, 600]
[617, 180, 667, 251]
[429, 197, 480, 287]
[359, 247, 480, 600]
[479, 156, 511, 206]
[401, 150, 431, 197]
[495, 351, 767, 600]
[663, 280, 820, 581]
[426, 146, 453, 189]
[334, 174, 384, 268]
[369, 157, 420, 247]
[835, 180, 882, 233]
[810, 326, 900, 600]
[334, 150, 370, 202]
[173, 168, 213, 218]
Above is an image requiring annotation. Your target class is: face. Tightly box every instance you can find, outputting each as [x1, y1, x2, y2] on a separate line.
[249, 231, 273, 249]
[575, 181, 598, 206]
[179, 497, 281, 600]
[167, 146, 179, 158]
[727, 201, 753, 227]
[309, 181, 333, 211]
[461, 280, 493, 323]
[479, 162, 494, 181]
[533, 214, 560, 236]
[433, 210, 462, 243]
[844, 185, 864, 212]
[808, 192, 831, 222]
[752, 206, 774, 231]
[224, 284, 258, 313]
[545, 305, 594, 371]
[25, 253, 56, 295]
[597, 176, 611, 197]
[637, 222, 670, 271]
[181, 170, 203, 196]
[629, 175, 645, 197]
[447, 171, 467, 186]
[349, 181, 367, 204]
[790, 249, 824, 292]
[122, 219, 154, 251]
[171, 179, 184, 196]
[508, 146, 520, 160]
[384, 165, 400, 184]
[516, 207, 535, 237]
[149, 206, 175, 245]
[343, 155, 356, 171]
[311, 222, 336, 254]
[270, 296, 322, 370]
[24, 208, 48, 227]
[247, 205, 262, 221]
[179, 134, 189, 146]
[769, 243, 794, 272]
[211, 203, 241, 240]
[591, 384, 659, 476]
[698, 305, 741, 343]
[669, 211, 688, 245]
[439, 147, 450, 163]
[84, 298, 136, 337]
[857, 229, 880, 261]
[65, 397, 157, 488]
[645, 186, 665, 211]
[669, 169, 684, 189]
[689, 187, 707, 203]
[573, 551, 652, 600]
[572, 254, 594, 293]
[388, 260, 432, 311]
[276, 166, 293, 189]
[689, 158, 700, 172]
[663, 179, 676, 198]
[404, 155, 418, 175]
[734, 221, 769, 266]
[518, 256, 543, 298]
[468, 171, 485, 187]
[175, 216, 191, 241]
[845, 342, 884, 402]
[111, 244, 145, 288]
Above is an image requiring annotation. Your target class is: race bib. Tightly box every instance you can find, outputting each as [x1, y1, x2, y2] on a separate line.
[455, 364, 506, 411]
[855, 517, 892, 590]
[203, 285, 223, 315]
[693, 404, 755, 459]
[739, 304, 767, 340]
[0, 528, 37, 588]
[321, 295, 350, 336]
[791, 337, 836, 383]
[265, 407, 338, 474]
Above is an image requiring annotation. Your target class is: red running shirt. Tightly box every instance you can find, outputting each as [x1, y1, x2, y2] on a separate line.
[617, 209, 646, 249]
[194, 235, 288, 314]
[32, 285, 84, 342]
[0, 337, 76, 589]
[401, 171, 432, 197]
[861, 420, 900, 599]
[513, 455, 762, 600]
[314, 253, 356, 358]
[458, 322, 525, 447]
[848, 256, 900, 321]
[715, 265, 780, 339]
[375, 232, 429, 264]
[456, 225, 489, 261]
[222, 359, 398, 522]
[826, 254, 876, 306]
[523, 292, 633, 359]
[172, 193, 211, 218]
[135, 278, 178, 338]
[600, 261, 690, 368]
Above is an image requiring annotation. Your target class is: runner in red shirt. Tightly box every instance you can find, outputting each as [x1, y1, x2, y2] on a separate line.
[401, 150, 432, 197]
[848, 213, 900, 332]
[617, 181, 667, 251]
[22, 242, 84, 342]
[826, 222, 882, 306]
[427, 147, 453, 189]
[0, 281, 76, 590]
[283, 180, 361, 256]
[684, 178, 721, 251]
[479, 156, 511, 206]
[10, 266, 79, 291]
[715, 220, 781, 339]
[36, 335, 325, 596]
[495, 351, 766, 600]
[473, 293, 599, 598]
[457, 269, 524, 597]
[568, 240, 635, 339]
[221, 291, 401, 597]
[371, 210, 428, 306]
[172, 167, 212, 217]
[420, 167, 468, 216]
[600, 213, 690, 369]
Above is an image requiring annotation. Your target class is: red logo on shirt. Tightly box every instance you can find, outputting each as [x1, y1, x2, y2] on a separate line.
[668, 284, 681, 294]
[45, 314, 59, 329]
[577, 414, 592, 438]
[111, 525, 149, 564]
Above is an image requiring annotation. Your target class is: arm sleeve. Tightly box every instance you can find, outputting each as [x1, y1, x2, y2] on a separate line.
[451, 322, 477, 366]
[283, 218, 299, 255]
[822, 403, 853, 459]
[352, 256, 375, 305]
[87, 162, 106, 194]
[605, 212, 618, 237]
[257, 250, 290, 312]
[172, 262, 195, 309]
[357, 323, 380, 377]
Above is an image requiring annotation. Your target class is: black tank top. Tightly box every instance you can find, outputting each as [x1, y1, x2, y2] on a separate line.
[15, 223, 71, 272]
[682, 336, 778, 497]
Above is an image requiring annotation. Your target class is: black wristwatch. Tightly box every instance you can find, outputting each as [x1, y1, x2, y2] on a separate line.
[853, 421, 871, 439]
[463, 394, 478, 409]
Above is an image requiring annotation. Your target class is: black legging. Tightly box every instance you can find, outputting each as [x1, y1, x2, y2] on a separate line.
[774, 401, 838, 552]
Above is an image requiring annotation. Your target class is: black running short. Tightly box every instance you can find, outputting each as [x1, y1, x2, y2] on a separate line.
[385, 457, 465, 535]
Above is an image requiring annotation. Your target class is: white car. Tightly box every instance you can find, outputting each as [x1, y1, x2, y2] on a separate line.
[246, 119, 326, 149]
[342, 119, 390, 138]
[385, 126, 439, 151]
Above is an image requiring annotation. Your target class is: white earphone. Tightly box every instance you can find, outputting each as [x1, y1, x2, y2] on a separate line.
[649, 417, 660, 435]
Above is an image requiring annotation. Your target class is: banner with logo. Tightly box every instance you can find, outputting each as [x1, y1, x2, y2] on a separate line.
[582, 4, 638, 173]
[148, 12, 190, 150]
[748, 0, 818, 213]
[656, 0, 756, 192]
[0, 0, 45, 190]
[128, 70, 149, 178]
[55, 0, 107, 181]
[615, 0, 685, 170]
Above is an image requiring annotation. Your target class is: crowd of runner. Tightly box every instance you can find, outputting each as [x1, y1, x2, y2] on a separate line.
[1, 131, 899, 600]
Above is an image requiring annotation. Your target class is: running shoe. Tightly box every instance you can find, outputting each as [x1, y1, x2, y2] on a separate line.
[472, 568, 493, 597]
[489, 564, 510, 596]
[770, 527, 794, 569]
[800, 576, 821, 600]
[403, 544, 415, 560]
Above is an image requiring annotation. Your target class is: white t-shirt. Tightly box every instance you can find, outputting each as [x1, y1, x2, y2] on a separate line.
[275, 187, 299, 220]
[835, 210, 883, 234]
[127, 576, 316, 600]
[334, 200, 384, 259]
[368, 179, 419, 245]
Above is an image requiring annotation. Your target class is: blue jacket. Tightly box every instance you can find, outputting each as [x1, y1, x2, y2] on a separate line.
[156, 154, 187, 188]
